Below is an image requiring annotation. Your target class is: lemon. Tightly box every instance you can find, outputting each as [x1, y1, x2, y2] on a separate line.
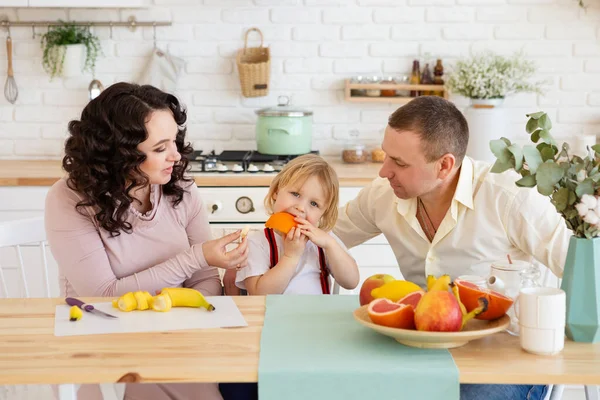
[371, 280, 422, 302]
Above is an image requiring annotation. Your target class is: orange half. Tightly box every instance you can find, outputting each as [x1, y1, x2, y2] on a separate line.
[265, 212, 297, 235]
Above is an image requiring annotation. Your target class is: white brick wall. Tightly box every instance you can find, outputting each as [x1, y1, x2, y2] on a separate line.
[0, 0, 598, 159]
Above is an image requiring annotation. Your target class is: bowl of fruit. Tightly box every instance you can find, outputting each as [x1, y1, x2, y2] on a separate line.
[354, 275, 511, 349]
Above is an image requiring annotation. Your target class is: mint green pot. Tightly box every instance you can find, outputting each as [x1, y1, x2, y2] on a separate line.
[255, 96, 313, 155]
[561, 235, 600, 343]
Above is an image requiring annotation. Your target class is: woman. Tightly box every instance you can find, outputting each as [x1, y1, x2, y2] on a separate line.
[45, 82, 247, 400]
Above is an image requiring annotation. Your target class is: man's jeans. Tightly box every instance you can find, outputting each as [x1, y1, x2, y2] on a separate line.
[461, 384, 549, 400]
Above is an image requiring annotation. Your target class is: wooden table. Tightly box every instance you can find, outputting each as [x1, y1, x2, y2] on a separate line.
[1, 296, 600, 387]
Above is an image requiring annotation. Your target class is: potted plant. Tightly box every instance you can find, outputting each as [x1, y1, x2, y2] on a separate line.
[41, 21, 101, 79]
[489, 112, 600, 343]
[446, 51, 544, 108]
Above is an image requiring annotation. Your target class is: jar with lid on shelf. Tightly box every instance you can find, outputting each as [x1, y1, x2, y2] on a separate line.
[350, 76, 366, 97]
[342, 130, 368, 164]
[395, 75, 409, 97]
[371, 147, 385, 163]
[365, 76, 381, 97]
[380, 76, 396, 97]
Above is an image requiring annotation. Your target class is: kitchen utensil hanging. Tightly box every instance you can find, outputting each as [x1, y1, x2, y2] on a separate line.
[236, 27, 270, 98]
[4, 24, 18, 104]
[135, 23, 184, 93]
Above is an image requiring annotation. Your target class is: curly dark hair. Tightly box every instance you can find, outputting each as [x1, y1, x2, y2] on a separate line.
[63, 82, 193, 236]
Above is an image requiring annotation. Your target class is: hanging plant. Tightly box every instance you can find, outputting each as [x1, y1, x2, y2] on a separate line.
[41, 21, 102, 79]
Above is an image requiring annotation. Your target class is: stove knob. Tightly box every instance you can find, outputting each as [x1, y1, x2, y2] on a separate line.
[262, 163, 275, 172]
[209, 201, 223, 214]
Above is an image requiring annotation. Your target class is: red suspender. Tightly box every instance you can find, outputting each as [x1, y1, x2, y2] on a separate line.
[263, 228, 330, 294]
[264, 227, 279, 267]
[318, 247, 331, 294]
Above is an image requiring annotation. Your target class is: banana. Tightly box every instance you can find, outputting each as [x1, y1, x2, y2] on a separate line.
[117, 292, 138, 312]
[114, 289, 214, 313]
[133, 291, 152, 311]
[69, 305, 83, 322]
[240, 225, 250, 239]
[451, 283, 467, 316]
[159, 288, 216, 312]
[152, 293, 172, 312]
[115, 291, 153, 312]
[429, 274, 451, 292]
[426, 275, 436, 291]
[451, 283, 488, 329]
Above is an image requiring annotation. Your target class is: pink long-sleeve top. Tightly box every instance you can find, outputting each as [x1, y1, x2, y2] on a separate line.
[45, 178, 222, 298]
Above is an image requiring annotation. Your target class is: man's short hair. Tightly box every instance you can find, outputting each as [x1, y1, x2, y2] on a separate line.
[388, 96, 469, 166]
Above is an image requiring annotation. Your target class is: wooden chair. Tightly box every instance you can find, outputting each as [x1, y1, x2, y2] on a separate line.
[0, 217, 123, 400]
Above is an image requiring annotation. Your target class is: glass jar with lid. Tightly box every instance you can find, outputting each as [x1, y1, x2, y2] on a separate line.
[365, 76, 381, 97]
[371, 146, 385, 163]
[342, 129, 368, 164]
[350, 76, 366, 97]
[395, 75, 410, 97]
[380, 76, 396, 97]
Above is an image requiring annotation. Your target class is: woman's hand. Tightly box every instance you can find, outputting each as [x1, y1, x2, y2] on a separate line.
[202, 230, 249, 270]
[282, 227, 308, 260]
[295, 217, 334, 249]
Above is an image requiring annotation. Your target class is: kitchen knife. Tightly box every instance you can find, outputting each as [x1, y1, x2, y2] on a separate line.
[65, 297, 118, 319]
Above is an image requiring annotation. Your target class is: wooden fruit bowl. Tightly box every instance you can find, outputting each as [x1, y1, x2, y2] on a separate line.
[353, 305, 510, 349]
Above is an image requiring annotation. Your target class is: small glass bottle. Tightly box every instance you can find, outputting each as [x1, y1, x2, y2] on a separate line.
[409, 60, 420, 97]
[421, 63, 433, 95]
[433, 59, 445, 97]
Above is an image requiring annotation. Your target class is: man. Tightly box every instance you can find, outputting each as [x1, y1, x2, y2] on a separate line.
[333, 96, 570, 400]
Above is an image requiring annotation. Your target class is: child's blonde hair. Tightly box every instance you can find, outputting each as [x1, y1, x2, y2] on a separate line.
[264, 154, 339, 231]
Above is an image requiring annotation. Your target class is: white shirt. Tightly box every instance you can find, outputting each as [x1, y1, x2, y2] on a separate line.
[333, 157, 570, 287]
[235, 229, 347, 294]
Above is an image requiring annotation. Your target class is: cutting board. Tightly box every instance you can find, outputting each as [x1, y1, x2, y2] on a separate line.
[54, 296, 247, 337]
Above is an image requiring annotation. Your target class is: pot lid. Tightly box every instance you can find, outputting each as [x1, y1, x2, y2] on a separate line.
[491, 260, 530, 271]
[255, 95, 313, 117]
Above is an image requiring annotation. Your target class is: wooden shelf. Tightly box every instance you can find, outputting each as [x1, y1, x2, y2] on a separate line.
[344, 79, 448, 104]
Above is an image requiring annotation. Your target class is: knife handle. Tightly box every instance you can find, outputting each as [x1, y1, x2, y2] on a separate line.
[66, 297, 94, 312]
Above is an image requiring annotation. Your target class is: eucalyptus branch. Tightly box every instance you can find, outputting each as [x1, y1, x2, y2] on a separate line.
[490, 112, 600, 238]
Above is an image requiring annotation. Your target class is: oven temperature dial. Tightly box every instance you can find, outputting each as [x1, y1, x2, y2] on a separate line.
[235, 196, 255, 214]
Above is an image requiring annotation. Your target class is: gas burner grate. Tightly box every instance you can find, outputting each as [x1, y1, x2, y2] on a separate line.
[189, 150, 319, 172]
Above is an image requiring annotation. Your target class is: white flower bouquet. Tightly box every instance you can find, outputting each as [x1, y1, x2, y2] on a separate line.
[446, 51, 545, 100]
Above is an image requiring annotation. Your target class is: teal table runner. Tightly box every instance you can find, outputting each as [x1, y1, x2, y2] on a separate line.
[258, 295, 459, 400]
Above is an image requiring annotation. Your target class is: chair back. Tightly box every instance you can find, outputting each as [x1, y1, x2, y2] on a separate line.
[0, 217, 52, 298]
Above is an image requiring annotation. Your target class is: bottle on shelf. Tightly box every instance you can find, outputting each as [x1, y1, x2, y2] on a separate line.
[420, 63, 433, 95]
[409, 60, 420, 97]
[433, 59, 445, 97]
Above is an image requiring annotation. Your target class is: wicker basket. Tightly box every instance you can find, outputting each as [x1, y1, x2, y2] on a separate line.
[236, 28, 270, 98]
